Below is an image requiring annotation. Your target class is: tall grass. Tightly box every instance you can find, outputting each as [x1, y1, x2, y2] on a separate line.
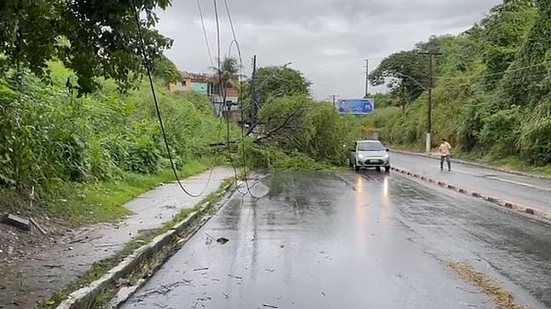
[0, 62, 224, 224]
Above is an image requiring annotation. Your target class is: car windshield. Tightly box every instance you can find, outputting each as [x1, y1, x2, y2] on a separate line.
[358, 142, 385, 151]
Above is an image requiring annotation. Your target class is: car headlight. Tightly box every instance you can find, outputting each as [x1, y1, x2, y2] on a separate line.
[383, 153, 389, 159]
[357, 154, 365, 159]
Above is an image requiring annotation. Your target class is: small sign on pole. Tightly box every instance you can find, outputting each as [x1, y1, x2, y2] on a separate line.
[337, 98, 374, 115]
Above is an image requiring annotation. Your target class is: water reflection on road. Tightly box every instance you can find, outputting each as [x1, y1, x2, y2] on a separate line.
[122, 171, 551, 309]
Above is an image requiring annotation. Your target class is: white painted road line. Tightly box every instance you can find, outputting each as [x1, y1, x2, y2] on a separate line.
[395, 164, 551, 192]
[485, 176, 551, 192]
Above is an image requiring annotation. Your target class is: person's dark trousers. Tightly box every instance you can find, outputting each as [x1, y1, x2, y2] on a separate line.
[440, 155, 451, 171]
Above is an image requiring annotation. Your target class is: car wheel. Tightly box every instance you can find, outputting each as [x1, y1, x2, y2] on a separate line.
[354, 161, 360, 172]
[385, 166, 390, 173]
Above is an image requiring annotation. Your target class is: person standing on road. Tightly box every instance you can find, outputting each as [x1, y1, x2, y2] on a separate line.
[439, 138, 452, 172]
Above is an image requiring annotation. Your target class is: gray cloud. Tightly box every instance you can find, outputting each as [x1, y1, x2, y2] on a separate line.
[156, 0, 500, 99]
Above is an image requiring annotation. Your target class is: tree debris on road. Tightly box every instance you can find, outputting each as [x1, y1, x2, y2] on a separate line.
[216, 237, 229, 244]
[1, 214, 31, 231]
[448, 262, 527, 309]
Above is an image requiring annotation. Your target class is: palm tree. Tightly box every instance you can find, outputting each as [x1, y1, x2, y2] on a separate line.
[211, 57, 241, 93]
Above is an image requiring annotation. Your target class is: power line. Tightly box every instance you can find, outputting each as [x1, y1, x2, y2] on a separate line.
[437, 60, 550, 81]
[130, 0, 214, 198]
[194, 0, 229, 195]
[223, 0, 243, 70]
[224, 3, 266, 199]
[213, 0, 242, 192]
[219, 0, 264, 198]
[196, 0, 214, 68]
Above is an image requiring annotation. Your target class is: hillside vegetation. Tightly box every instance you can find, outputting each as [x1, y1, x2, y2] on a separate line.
[368, 0, 551, 170]
[0, 62, 223, 224]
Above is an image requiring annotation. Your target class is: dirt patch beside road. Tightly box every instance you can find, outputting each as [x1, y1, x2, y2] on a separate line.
[0, 216, 66, 271]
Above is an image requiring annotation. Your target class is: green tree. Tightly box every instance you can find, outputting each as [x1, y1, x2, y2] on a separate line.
[0, 0, 173, 93]
[499, 0, 551, 108]
[152, 54, 181, 86]
[251, 66, 311, 106]
[212, 57, 240, 89]
[257, 95, 353, 164]
[369, 50, 429, 103]
[479, 0, 537, 88]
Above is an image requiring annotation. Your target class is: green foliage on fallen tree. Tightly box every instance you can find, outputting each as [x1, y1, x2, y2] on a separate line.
[255, 95, 361, 166]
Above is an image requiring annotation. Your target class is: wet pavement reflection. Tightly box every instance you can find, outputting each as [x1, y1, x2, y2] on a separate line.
[122, 171, 551, 309]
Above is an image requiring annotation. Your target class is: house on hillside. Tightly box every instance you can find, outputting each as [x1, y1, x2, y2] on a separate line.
[187, 73, 212, 96]
[169, 71, 242, 123]
[169, 72, 212, 96]
[211, 80, 241, 122]
[168, 71, 191, 92]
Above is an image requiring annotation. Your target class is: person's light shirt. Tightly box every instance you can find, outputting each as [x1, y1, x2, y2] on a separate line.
[439, 142, 452, 156]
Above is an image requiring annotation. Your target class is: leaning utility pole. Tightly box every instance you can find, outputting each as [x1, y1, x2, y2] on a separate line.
[364, 59, 369, 98]
[418, 51, 442, 154]
[250, 55, 257, 124]
[329, 94, 338, 109]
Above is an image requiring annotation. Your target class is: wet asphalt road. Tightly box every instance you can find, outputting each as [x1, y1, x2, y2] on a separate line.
[391, 152, 551, 216]
[122, 171, 551, 309]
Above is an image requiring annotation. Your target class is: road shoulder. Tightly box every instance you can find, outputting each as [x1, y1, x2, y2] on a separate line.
[391, 149, 551, 180]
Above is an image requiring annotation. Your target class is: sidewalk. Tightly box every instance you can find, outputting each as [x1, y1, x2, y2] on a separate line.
[0, 168, 234, 309]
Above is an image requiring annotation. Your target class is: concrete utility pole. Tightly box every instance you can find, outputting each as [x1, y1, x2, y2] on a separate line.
[418, 51, 442, 154]
[329, 94, 338, 109]
[364, 59, 369, 98]
[250, 55, 257, 124]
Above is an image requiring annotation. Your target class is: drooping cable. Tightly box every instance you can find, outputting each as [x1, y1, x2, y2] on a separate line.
[213, 0, 246, 194]
[130, 0, 213, 198]
[222, 0, 264, 198]
[196, 0, 215, 68]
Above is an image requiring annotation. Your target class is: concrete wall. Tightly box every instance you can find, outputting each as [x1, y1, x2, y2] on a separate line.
[191, 83, 209, 96]
[169, 77, 192, 92]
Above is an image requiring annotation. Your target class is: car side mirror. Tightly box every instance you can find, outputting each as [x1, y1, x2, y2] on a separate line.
[386, 148, 390, 152]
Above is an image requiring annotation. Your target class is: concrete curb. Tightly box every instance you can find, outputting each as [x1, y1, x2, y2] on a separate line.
[391, 149, 551, 180]
[390, 167, 551, 225]
[55, 182, 235, 309]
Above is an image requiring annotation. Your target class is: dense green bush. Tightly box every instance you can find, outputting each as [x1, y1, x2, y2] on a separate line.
[0, 62, 221, 192]
[518, 113, 551, 165]
[478, 108, 520, 156]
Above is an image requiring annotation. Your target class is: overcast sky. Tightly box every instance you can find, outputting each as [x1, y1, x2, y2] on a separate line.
[156, 0, 501, 100]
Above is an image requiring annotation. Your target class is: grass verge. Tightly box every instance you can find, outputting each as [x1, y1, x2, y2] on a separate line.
[44, 160, 210, 227]
[448, 262, 527, 309]
[41, 178, 234, 308]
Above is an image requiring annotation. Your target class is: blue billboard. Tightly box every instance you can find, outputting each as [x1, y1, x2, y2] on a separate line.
[337, 99, 374, 115]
